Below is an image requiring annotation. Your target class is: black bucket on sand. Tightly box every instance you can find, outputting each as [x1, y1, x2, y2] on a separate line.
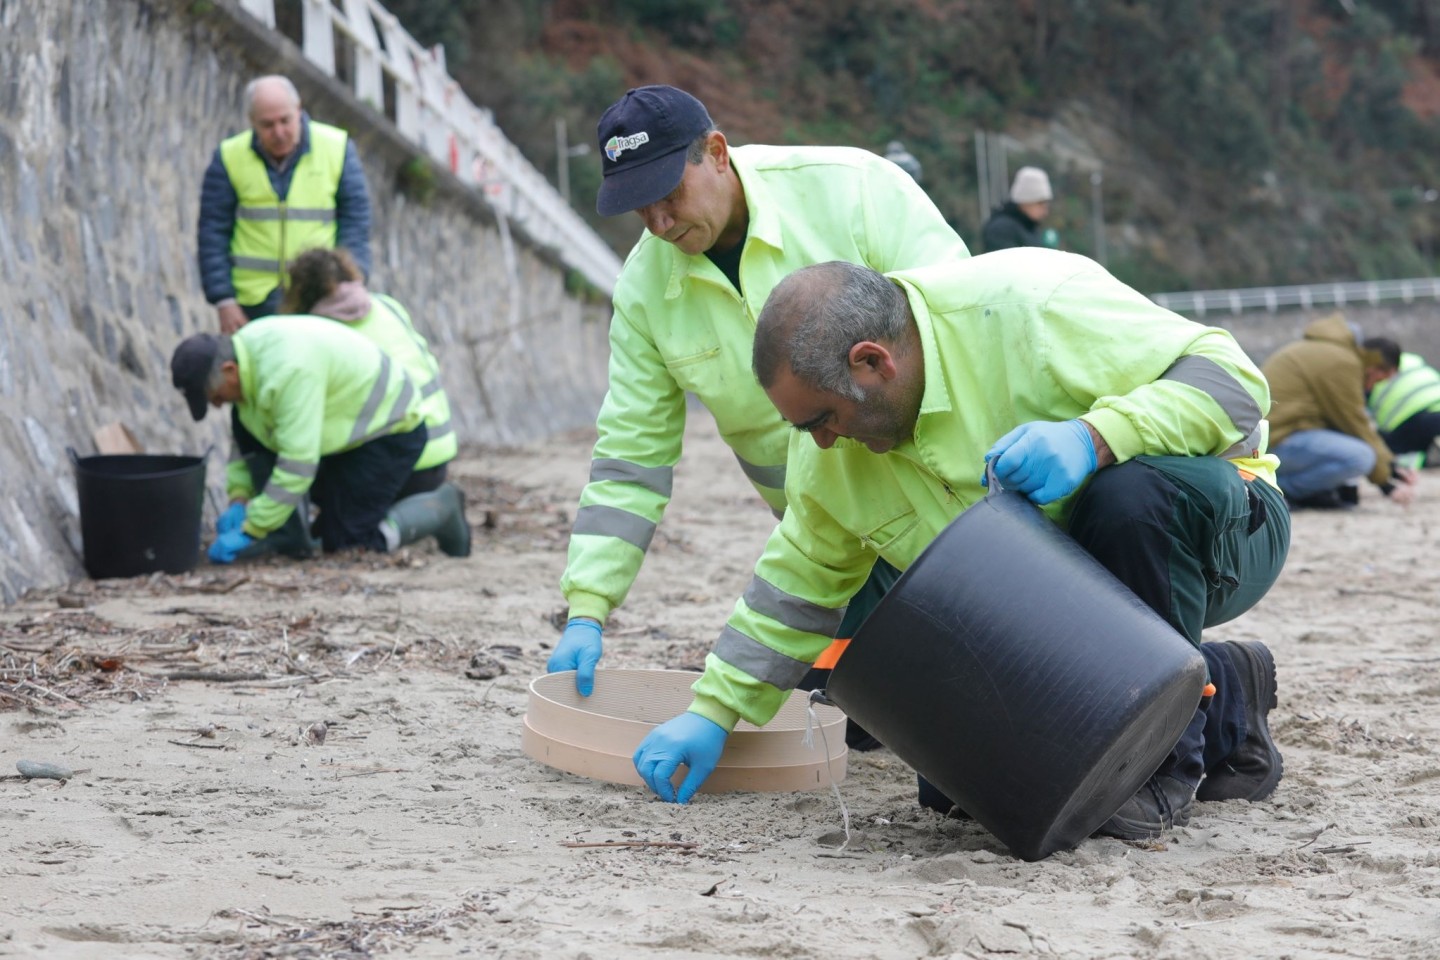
[826, 487, 1206, 862]
[70, 450, 208, 580]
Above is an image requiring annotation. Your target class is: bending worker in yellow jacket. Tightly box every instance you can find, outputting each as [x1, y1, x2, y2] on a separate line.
[548, 85, 970, 729]
[634, 253, 1291, 842]
[170, 318, 469, 563]
[1363, 336, 1440, 468]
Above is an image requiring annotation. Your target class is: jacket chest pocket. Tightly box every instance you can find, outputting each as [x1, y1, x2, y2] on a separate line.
[858, 509, 921, 554]
[663, 345, 724, 392]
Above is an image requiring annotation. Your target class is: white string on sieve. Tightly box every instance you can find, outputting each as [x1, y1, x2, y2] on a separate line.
[802, 689, 851, 849]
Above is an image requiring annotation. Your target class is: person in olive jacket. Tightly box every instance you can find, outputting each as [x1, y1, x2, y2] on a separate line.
[1262, 314, 1418, 508]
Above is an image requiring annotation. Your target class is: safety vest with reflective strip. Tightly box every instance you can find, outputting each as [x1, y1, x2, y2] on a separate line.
[1368, 352, 1440, 433]
[343, 293, 457, 470]
[224, 316, 424, 537]
[559, 143, 971, 626]
[686, 250, 1280, 733]
[220, 122, 347, 308]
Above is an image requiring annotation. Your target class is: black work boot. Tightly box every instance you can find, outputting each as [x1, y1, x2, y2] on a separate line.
[1288, 487, 1355, 510]
[233, 507, 318, 561]
[1094, 775, 1196, 840]
[1197, 640, 1283, 802]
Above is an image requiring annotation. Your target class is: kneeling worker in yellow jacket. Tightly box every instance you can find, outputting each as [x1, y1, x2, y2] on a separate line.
[634, 253, 1291, 842]
[170, 318, 470, 562]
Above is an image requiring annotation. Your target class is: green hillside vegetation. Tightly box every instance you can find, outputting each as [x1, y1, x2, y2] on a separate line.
[383, 0, 1440, 293]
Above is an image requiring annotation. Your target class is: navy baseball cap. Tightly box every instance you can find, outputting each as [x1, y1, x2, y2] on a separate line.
[595, 85, 714, 217]
[171, 334, 221, 421]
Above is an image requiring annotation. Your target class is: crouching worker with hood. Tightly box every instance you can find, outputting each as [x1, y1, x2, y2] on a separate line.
[282, 247, 458, 492]
[633, 252, 1291, 842]
[170, 320, 470, 564]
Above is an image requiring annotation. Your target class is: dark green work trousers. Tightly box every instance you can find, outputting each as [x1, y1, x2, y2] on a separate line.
[913, 455, 1290, 813]
[1065, 455, 1291, 787]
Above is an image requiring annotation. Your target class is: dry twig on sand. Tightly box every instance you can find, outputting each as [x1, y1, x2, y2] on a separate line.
[214, 896, 486, 959]
[561, 840, 699, 850]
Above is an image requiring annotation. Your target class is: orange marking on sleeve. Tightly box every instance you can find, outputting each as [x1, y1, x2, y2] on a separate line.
[813, 638, 851, 671]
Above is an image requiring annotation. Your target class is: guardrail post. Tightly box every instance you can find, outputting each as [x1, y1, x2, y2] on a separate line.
[238, 0, 275, 28]
[342, 0, 384, 111]
[301, 0, 336, 77]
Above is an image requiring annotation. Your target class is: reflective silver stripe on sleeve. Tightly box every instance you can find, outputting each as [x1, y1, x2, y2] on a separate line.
[742, 575, 845, 637]
[1159, 355, 1261, 434]
[1219, 423, 1266, 460]
[713, 624, 814, 689]
[572, 504, 656, 552]
[348, 375, 417, 449]
[1369, 377, 1398, 409]
[735, 454, 786, 490]
[235, 206, 334, 222]
[425, 420, 454, 442]
[230, 255, 282, 272]
[1386, 381, 1440, 421]
[348, 354, 393, 446]
[420, 378, 442, 400]
[589, 458, 674, 498]
[275, 457, 318, 480]
[260, 481, 306, 509]
[383, 373, 416, 429]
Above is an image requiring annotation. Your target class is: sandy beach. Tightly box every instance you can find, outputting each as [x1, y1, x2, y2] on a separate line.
[2, 408, 1438, 959]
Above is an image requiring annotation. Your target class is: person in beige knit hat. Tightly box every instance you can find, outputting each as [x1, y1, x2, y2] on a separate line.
[981, 166, 1058, 252]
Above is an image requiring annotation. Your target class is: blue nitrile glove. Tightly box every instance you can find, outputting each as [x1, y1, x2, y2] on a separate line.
[633, 712, 728, 804]
[208, 529, 255, 564]
[984, 419, 1097, 505]
[547, 618, 603, 696]
[217, 502, 247, 535]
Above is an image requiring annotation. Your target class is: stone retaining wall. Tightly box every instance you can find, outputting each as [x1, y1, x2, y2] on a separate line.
[0, 0, 610, 602]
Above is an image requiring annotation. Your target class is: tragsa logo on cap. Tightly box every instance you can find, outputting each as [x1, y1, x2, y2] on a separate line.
[605, 131, 651, 162]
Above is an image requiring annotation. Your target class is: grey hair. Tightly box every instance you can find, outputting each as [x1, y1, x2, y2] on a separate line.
[753, 261, 910, 401]
[685, 128, 718, 164]
[205, 336, 237, 394]
[244, 75, 301, 119]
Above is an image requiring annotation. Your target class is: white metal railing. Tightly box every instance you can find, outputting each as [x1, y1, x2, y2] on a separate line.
[1152, 278, 1440, 316]
[236, 0, 622, 295]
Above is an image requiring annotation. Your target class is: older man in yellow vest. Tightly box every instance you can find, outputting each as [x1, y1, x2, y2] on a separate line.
[197, 75, 372, 333]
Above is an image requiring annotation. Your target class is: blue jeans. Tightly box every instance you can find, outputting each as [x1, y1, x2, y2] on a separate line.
[1272, 430, 1375, 500]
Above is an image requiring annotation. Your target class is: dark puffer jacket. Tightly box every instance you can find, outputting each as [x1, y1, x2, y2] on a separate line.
[981, 202, 1044, 251]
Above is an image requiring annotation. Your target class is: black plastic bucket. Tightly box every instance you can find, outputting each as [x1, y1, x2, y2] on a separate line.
[70, 450, 208, 580]
[826, 488, 1206, 861]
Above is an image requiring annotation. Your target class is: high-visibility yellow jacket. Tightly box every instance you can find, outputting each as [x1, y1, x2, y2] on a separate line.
[1368, 351, 1440, 433]
[686, 250, 1279, 732]
[221, 121, 347, 307]
[225, 316, 424, 537]
[344, 293, 457, 471]
[560, 144, 971, 624]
